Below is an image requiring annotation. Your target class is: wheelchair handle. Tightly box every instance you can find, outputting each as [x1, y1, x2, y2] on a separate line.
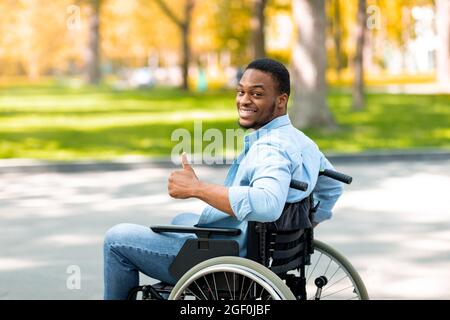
[320, 169, 353, 184]
[290, 170, 353, 191]
[290, 179, 308, 191]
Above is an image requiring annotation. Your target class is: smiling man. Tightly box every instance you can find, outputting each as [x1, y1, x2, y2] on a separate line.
[103, 58, 343, 300]
[236, 63, 289, 130]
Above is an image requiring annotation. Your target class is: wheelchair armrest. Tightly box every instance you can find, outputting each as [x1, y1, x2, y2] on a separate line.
[150, 224, 241, 239]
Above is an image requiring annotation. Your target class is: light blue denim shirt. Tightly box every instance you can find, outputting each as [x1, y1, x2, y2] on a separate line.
[197, 115, 343, 256]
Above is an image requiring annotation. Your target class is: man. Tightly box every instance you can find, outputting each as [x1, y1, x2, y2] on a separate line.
[103, 58, 343, 299]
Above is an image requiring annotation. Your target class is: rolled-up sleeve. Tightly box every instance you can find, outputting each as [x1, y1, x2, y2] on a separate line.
[228, 143, 292, 222]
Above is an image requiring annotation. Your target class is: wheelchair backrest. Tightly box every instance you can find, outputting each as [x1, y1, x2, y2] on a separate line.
[246, 194, 315, 275]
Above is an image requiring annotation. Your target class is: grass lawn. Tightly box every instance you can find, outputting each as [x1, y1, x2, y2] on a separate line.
[0, 83, 449, 160]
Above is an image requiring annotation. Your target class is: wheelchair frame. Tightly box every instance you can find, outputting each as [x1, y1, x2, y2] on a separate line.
[127, 170, 369, 300]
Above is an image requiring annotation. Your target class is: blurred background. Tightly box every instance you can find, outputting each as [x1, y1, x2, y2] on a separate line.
[0, 0, 449, 300]
[0, 0, 448, 160]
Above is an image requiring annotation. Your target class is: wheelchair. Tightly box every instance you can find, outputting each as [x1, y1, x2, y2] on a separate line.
[128, 169, 369, 300]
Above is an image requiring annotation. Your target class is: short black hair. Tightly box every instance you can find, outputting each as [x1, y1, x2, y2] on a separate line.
[245, 58, 290, 96]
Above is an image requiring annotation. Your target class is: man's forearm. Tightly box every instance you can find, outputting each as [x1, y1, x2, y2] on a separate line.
[193, 182, 235, 216]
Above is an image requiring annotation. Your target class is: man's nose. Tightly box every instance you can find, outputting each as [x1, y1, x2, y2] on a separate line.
[239, 93, 251, 105]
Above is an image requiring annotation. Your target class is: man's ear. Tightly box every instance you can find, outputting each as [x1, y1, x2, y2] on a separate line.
[277, 93, 288, 110]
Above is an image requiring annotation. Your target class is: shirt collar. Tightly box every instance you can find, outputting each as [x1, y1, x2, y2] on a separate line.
[244, 114, 291, 152]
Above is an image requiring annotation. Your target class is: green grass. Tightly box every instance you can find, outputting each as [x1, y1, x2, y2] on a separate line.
[0, 83, 449, 160]
[312, 91, 450, 153]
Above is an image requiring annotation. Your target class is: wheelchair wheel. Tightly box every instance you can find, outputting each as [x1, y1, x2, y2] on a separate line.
[296, 240, 369, 300]
[168, 256, 296, 300]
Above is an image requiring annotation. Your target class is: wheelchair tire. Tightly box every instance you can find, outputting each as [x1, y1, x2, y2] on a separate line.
[303, 240, 369, 300]
[168, 256, 296, 300]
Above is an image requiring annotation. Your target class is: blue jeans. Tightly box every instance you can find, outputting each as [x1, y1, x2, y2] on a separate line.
[103, 213, 199, 300]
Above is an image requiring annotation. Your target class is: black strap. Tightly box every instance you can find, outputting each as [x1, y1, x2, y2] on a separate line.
[270, 256, 304, 275]
[271, 242, 304, 260]
[272, 229, 304, 243]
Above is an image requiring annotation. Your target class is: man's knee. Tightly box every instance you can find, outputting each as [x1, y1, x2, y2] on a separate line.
[104, 223, 135, 247]
[171, 213, 200, 226]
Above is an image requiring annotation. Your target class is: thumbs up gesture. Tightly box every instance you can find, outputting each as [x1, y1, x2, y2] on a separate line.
[180, 152, 193, 172]
[168, 152, 200, 199]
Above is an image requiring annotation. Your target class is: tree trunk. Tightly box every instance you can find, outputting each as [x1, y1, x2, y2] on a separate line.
[332, 0, 342, 80]
[352, 0, 366, 110]
[180, 0, 194, 90]
[155, 0, 194, 90]
[436, 0, 450, 84]
[251, 0, 267, 59]
[290, 0, 335, 129]
[86, 0, 101, 85]
[181, 26, 190, 90]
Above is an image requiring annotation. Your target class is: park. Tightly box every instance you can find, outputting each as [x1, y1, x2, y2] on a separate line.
[0, 0, 449, 302]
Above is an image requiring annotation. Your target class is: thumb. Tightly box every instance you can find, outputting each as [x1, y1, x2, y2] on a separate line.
[181, 152, 192, 171]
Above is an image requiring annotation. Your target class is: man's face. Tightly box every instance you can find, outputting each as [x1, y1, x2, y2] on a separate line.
[236, 69, 286, 130]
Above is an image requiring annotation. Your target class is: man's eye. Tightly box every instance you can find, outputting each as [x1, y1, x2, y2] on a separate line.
[237, 91, 244, 96]
[252, 92, 262, 97]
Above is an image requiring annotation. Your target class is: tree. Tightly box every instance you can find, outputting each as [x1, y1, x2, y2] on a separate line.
[290, 0, 335, 129]
[251, 0, 267, 59]
[330, 0, 343, 79]
[435, 0, 450, 84]
[85, 0, 102, 85]
[155, 0, 195, 90]
[101, 0, 181, 70]
[209, 0, 252, 66]
[352, 0, 366, 110]
[0, 0, 73, 79]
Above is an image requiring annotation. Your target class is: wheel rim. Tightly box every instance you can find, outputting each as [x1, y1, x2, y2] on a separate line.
[170, 264, 287, 300]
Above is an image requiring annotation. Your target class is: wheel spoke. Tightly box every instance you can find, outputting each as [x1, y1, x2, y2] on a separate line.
[203, 275, 215, 300]
[239, 276, 245, 299]
[323, 257, 332, 276]
[212, 273, 218, 300]
[242, 278, 255, 300]
[223, 272, 233, 300]
[193, 280, 208, 300]
[258, 284, 265, 299]
[307, 252, 323, 282]
[325, 264, 341, 283]
[185, 288, 202, 300]
[233, 273, 236, 300]
[321, 284, 355, 299]
[322, 274, 347, 292]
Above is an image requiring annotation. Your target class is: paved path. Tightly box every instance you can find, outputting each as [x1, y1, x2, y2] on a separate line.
[0, 158, 449, 299]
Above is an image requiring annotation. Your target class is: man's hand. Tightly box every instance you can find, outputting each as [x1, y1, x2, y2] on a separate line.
[168, 152, 233, 216]
[168, 152, 200, 199]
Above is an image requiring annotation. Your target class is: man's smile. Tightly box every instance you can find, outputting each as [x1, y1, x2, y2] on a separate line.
[238, 107, 258, 118]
